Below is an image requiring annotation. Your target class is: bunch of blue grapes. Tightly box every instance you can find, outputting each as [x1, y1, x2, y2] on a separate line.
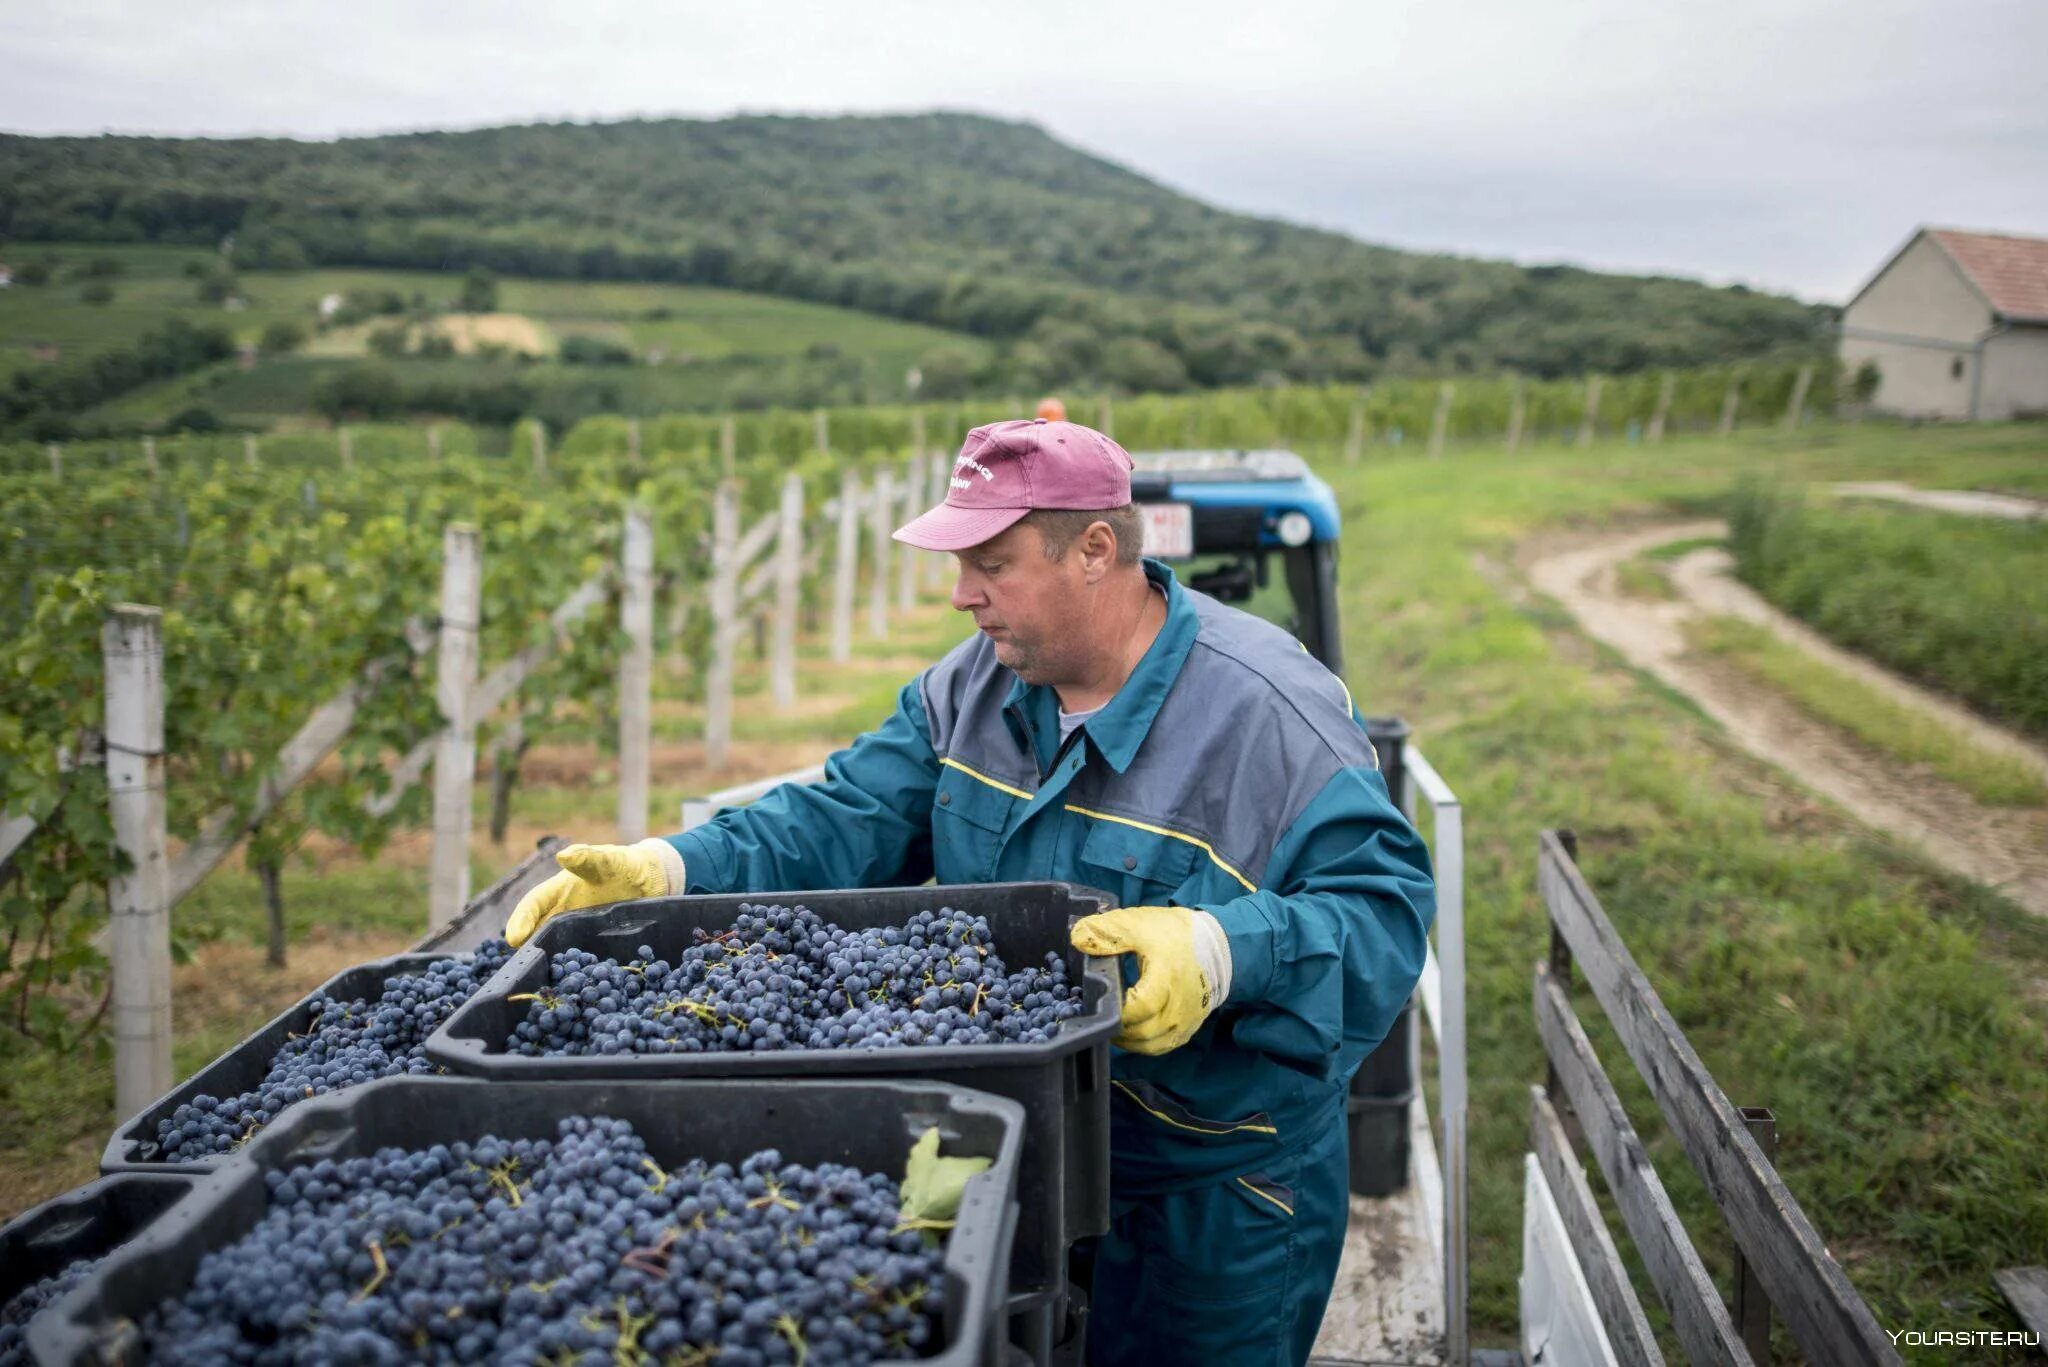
[152, 941, 513, 1162]
[505, 904, 1083, 1057]
[137, 1117, 944, 1364]
[1, 1251, 106, 1367]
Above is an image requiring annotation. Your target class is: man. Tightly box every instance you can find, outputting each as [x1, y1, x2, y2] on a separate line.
[506, 419, 1436, 1365]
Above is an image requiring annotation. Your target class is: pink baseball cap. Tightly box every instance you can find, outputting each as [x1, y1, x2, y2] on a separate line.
[893, 418, 1134, 552]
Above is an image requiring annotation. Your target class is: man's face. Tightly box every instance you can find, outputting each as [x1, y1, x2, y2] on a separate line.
[950, 522, 1083, 683]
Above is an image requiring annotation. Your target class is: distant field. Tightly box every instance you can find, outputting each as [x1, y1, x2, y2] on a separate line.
[1, 242, 990, 424]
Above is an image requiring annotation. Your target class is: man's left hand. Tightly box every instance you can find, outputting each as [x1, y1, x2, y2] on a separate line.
[1070, 905, 1233, 1055]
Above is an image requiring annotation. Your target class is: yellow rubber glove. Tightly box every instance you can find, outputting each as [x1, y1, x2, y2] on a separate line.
[1070, 905, 1233, 1055]
[504, 839, 683, 948]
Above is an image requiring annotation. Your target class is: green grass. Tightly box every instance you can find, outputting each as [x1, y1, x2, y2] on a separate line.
[1727, 484, 2048, 741]
[1317, 419, 2048, 1357]
[3, 243, 991, 426]
[4, 417, 2048, 1358]
[1613, 555, 1677, 600]
[1693, 616, 2048, 806]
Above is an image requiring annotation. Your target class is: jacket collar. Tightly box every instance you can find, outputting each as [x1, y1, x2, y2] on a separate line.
[1003, 559, 1197, 775]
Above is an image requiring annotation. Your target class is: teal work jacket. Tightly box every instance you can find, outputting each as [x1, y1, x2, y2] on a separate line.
[666, 560, 1436, 1194]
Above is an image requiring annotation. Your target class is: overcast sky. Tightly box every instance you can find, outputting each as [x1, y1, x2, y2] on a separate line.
[4, 0, 2044, 303]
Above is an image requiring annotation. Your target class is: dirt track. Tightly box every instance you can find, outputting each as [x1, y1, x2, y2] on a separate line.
[1523, 521, 2048, 917]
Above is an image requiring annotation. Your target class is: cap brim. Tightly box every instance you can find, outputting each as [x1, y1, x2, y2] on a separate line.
[892, 502, 1031, 552]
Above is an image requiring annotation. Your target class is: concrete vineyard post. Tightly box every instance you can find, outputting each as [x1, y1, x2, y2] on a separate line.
[832, 472, 861, 663]
[813, 409, 830, 458]
[924, 450, 950, 593]
[1648, 372, 1676, 443]
[720, 416, 737, 480]
[911, 410, 927, 467]
[897, 455, 923, 614]
[429, 525, 482, 931]
[530, 421, 547, 478]
[337, 427, 353, 469]
[1428, 382, 1455, 459]
[141, 437, 156, 478]
[617, 508, 654, 843]
[48, 442, 63, 478]
[1783, 364, 1814, 431]
[706, 482, 739, 769]
[772, 472, 803, 707]
[1345, 396, 1366, 465]
[244, 435, 259, 471]
[1099, 393, 1114, 440]
[1577, 375, 1604, 448]
[105, 604, 172, 1120]
[627, 419, 642, 467]
[868, 467, 895, 640]
[1507, 375, 1527, 453]
[427, 425, 442, 462]
[1719, 375, 1742, 435]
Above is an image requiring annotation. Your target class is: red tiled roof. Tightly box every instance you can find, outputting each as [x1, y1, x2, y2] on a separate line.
[1929, 229, 2048, 323]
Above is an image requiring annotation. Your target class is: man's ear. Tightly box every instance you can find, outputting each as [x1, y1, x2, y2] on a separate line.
[1078, 520, 1118, 582]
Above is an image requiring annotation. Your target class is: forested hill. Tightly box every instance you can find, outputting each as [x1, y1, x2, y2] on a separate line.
[0, 113, 1826, 387]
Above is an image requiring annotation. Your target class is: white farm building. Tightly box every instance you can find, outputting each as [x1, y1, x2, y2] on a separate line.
[1839, 227, 2048, 421]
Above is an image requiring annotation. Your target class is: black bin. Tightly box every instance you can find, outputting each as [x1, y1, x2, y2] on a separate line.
[102, 951, 479, 1174]
[426, 882, 1118, 1297]
[1, 1173, 197, 1358]
[34, 1076, 1021, 1367]
[1346, 995, 1418, 1197]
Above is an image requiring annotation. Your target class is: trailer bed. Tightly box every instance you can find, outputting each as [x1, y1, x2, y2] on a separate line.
[1313, 1093, 1448, 1366]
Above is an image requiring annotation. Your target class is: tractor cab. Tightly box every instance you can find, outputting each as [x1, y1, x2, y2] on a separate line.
[1128, 449, 1346, 674]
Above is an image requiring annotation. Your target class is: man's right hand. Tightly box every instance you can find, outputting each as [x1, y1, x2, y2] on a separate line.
[504, 839, 685, 948]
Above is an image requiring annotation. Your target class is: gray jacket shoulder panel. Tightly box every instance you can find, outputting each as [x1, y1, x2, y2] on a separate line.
[917, 632, 1038, 789]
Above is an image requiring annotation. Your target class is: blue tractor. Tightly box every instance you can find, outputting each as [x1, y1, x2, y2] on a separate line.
[1128, 448, 1416, 1199]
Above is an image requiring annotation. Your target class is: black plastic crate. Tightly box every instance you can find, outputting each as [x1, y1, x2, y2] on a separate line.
[1, 1172, 197, 1358]
[36, 1076, 1021, 1367]
[102, 951, 462, 1174]
[426, 882, 1119, 1296]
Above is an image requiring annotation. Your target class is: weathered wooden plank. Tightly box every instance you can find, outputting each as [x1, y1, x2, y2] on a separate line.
[1529, 1085, 1665, 1366]
[1534, 966, 1751, 1365]
[1994, 1267, 2048, 1340]
[1537, 831, 1900, 1365]
[414, 836, 569, 954]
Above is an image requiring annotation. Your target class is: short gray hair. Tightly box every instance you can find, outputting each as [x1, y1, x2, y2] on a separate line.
[1020, 505, 1145, 566]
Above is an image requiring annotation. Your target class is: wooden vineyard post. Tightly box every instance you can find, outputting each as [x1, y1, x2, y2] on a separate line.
[337, 427, 353, 469]
[868, 467, 895, 640]
[141, 437, 157, 478]
[1719, 374, 1742, 435]
[1507, 375, 1528, 453]
[832, 472, 861, 663]
[1577, 375, 1604, 448]
[1782, 364, 1814, 431]
[626, 419, 642, 467]
[48, 442, 63, 478]
[616, 508, 654, 842]
[772, 472, 803, 708]
[243, 435, 259, 471]
[1344, 394, 1366, 465]
[813, 409, 830, 459]
[1648, 372, 1676, 443]
[719, 416, 737, 480]
[706, 482, 739, 769]
[530, 420, 548, 478]
[105, 604, 172, 1119]
[427, 425, 442, 462]
[1428, 382, 1454, 459]
[897, 455, 924, 614]
[1099, 393, 1115, 440]
[429, 525, 482, 930]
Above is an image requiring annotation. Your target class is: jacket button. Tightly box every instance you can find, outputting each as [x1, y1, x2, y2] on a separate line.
[1123, 855, 1137, 870]
[938, 793, 951, 807]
